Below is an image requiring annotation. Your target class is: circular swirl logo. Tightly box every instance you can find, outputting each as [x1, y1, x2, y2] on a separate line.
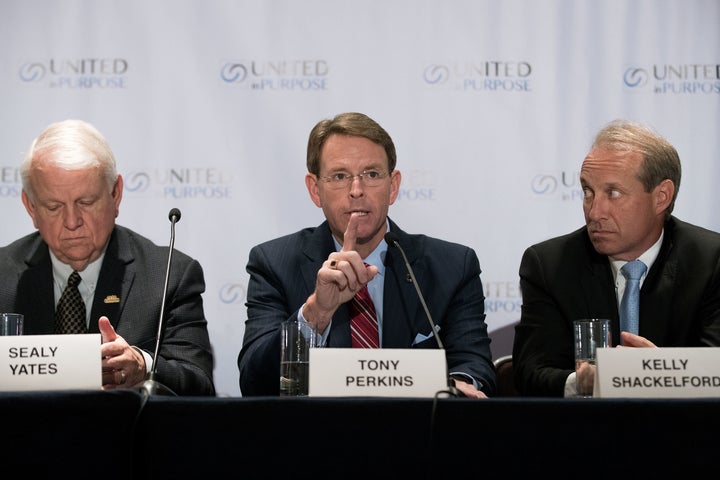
[221, 63, 248, 83]
[219, 283, 246, 304]
[124, 172, 150, 192]
[423, 65, 449, 85]
[19, 63, 46, 82]
[623, 67, 648, 88]
[531, 175, 558, 194]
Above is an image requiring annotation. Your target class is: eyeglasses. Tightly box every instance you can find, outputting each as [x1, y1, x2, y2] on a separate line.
[318, 169, 390, 189]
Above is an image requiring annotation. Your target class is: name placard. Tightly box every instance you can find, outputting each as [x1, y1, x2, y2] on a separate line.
[309, 348, 448, 397]
[0, 334, 102, 391]
[595, 347, 720, 398]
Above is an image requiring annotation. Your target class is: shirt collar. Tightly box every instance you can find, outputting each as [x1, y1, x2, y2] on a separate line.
[610, 229, 664, 280]
[50, 250, 105, 290]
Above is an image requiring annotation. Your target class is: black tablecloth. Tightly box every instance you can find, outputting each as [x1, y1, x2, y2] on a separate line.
[3, 391, 717, 479]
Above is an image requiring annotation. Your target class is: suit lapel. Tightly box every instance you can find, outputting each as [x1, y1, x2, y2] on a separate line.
[89, 228, 134, 333]
[382, 221, 425, 347]
[16, 239, 56, 334]
[300, 225, 330, 297]
[639, 228, 677, 342]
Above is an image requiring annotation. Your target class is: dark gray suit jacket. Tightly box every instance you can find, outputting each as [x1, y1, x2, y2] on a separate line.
[238, 219, 495, 396]
[0, 225, 215, 395]
[513, 216, 720, 397]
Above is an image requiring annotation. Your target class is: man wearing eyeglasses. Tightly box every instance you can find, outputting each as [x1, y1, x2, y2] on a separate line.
[237, 112, 495, 398]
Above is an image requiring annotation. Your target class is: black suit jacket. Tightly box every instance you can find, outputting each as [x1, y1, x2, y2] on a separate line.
[0, 225, 215, 395]
[512, 216, 720, 396]
[238, 218, 495, 396]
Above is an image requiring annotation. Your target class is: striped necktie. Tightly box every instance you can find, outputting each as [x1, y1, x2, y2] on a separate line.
[349, 284, 379, 348]
[55, 271, 87, 334]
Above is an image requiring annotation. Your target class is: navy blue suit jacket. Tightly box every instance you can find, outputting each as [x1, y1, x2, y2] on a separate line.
[238, 218, 495, 396]
[513, 216, 720, 397]
[0, 225, 215, 395]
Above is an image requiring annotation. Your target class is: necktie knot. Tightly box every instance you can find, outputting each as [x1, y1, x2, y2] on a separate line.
[621, 260, 647, 281]
[68, 271, 82, 287]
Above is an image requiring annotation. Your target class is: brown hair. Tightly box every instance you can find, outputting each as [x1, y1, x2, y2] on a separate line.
[306, 112, 397, 175]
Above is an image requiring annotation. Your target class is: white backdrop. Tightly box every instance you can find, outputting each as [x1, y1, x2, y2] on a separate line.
[1, 0, 718, 397]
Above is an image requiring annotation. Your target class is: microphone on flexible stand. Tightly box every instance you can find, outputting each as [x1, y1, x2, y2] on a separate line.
[139, 208, 181, 397]
[384, 232, 460, 397]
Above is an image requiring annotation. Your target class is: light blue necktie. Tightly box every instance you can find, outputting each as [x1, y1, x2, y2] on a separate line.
[620, 260, 647, 338]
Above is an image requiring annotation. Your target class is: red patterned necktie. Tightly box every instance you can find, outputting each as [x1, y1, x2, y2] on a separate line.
[55, 270, 87, 334]
[349, 284, 379, 348]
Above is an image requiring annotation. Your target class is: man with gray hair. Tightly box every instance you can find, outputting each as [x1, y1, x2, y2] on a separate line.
[0, 119, 215, 395]
[513, 119, 720, 397]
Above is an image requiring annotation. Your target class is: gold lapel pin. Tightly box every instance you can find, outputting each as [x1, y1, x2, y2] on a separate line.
[104, 295, 120, 304]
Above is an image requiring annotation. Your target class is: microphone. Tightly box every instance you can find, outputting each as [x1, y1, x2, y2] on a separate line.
[384, 232, 443, 349]
[139, 208, 182, 396]
[384, 231, 460, 397]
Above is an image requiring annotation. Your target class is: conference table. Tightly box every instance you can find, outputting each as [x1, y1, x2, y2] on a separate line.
[2, 390, 716, 479]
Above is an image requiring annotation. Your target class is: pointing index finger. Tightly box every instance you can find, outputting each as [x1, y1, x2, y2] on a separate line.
[342, 212, 360, 252]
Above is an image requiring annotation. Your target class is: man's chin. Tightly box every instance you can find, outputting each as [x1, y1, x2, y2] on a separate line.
[355, 226, 383, 245]
[55, 246, 94, 264]
[590, 240, 618, 257]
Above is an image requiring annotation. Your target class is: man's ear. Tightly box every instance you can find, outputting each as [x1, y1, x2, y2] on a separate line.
[654, 179, 674, 214]
[21, 190, 40, 229]
[305, 173, 322, 208]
